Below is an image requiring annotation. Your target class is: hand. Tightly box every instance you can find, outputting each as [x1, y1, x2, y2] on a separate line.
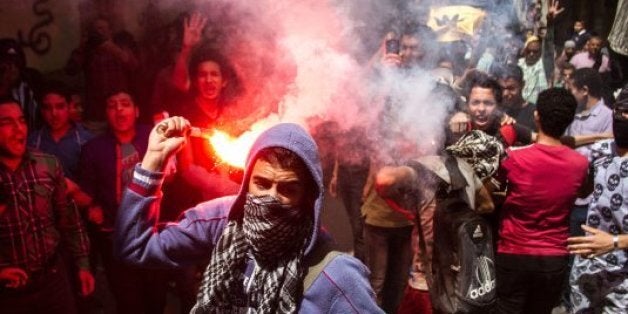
[182, 12, 207, 49]
[381, 53, 402, 68]
[77, 269, 95, 296]
[328, 175, 338, 198]
[547, 0, 565, 22]
[500, 113, 516, 126]
[142, 116, 191, 172]
[567, 225, 614, 257]
[0, 267, 28, 288]
[87, 205, 104, 225]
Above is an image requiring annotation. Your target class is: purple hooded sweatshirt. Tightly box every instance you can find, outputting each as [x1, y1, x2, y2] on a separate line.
[114, 123, 383, 313]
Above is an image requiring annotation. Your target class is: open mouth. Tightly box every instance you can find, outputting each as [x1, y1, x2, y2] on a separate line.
[474, 116, 489, 127]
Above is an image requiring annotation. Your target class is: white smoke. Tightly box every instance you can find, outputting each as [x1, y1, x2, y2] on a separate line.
[149, 0, 521, 161]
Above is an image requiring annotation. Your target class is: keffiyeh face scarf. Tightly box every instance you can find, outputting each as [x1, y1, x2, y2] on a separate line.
[192, 194, 313, 314]
[445, 130, 505, 180]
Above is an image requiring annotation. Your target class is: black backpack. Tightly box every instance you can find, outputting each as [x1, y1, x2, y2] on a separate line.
[410, 155, 496, 314]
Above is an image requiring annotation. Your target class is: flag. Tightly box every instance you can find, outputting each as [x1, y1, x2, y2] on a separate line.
[427, 5, 486, 42]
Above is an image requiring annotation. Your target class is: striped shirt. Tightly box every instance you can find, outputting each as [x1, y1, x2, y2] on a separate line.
[0, 151, 90, 272]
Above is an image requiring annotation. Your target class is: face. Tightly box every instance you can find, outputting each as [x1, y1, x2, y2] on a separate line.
[92, 19, 112, 40]
[574, 21, 584, 33]
[0, 102, 27, 159]
[524, 41, 542, 65]
[498, 77, 523, 108]
[569, 84, 587, 107]
[561, 68, 574, 88]
[41, 93, 71, 131]
[564, 46, 575, 56]
[105, 92, 137, 133]
[587, 38, 602, 56]
[467, 87, 498, 131]
[194, 61, 228, 101]
[400, 35, 423, 67]
[0, 60, 20, 91]
[248, 159, 306, 207]
[69, 94, 83, 122]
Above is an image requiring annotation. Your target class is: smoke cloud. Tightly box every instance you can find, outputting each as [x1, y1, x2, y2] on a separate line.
[153, 0, 522, 163]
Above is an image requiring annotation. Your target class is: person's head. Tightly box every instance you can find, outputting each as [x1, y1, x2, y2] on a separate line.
[89, 17, 112, 42]
[534, 88, 577, 138]
[38, 82, 72, 132]
[466, 74, 502, 131]
[569, 68, 604, 106]
[586, 36, 603, 56]
[105, 90, 138, 134]
[398, 24, 434, 68]
[563, 40, 576, 57]
[248, 147, 315, 208]
[574, 20, 585, 33]
[0, 97, 27, 160]
[495, 64, 525, 109]
[613, 85, 628, 148]
[523, 36, 542, 66]
[189, 49, 237, 104]
[0, 39, 24, 93]
[560, 63, 576, 88]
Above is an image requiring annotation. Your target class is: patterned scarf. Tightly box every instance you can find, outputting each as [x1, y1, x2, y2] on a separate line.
[445, 130, 505, 180]
[192, 194, 313, 314]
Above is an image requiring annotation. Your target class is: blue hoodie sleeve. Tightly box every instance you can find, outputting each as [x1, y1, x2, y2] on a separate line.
[114, 164, 228, 268]
[300, 254, 384, 313]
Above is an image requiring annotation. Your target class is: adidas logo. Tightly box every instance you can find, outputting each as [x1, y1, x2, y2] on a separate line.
[473, 225, 483, 238]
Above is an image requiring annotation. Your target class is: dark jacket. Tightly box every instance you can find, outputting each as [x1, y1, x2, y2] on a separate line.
[78, 124, 151, 229]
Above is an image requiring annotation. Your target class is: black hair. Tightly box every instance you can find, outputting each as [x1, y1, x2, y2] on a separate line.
[0, 95, 19, 107]
[465, 72, 503, 105]
[493, 64, 524, 84]
[257, 147, 308, 175]
[561, 62, 575, 72]
[572, 68, 604, 99]
[536, 88, 577, 138]
[188, 46, 241, 101]
[104, 87, 136, 101]
[38, 80, 71, 104]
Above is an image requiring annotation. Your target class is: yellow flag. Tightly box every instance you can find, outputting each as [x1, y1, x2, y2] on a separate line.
[427, 5, 486, 42]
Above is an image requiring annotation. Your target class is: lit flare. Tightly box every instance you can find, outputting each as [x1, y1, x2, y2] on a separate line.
[209, 129, 260, 169]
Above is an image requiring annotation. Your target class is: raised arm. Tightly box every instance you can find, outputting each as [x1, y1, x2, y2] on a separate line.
[172, 12, 207, 91]
[114, 117, 223, 267]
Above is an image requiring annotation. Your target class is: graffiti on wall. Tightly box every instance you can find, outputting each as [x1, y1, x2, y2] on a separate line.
[17, 0, 54, 55]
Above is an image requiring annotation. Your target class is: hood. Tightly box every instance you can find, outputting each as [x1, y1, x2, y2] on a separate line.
[228, 123, 324, 254]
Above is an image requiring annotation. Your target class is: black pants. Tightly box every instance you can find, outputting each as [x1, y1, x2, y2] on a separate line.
[496, 253, 568, 314]
[0, 255, 78, 314]
[337, 164, 369, 263]
[92, 231, 168, 314]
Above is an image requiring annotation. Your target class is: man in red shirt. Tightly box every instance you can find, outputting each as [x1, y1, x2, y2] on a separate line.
[495, 88, 589, 314]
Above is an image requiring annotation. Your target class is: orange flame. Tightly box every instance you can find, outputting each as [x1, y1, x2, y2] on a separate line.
[209, 130, 257, 169]
[208, 116, 279, 169]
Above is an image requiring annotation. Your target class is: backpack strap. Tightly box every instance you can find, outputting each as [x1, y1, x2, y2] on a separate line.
[303, 237, 341, 292]
[443, 154, 467, 192]
[414, 201, 435, 291]
[303, 250, 342, 292]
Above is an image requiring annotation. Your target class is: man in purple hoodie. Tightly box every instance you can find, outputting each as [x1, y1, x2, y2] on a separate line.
[115, 117, 382, 313]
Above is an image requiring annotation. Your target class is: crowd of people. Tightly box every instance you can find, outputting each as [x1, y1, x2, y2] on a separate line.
[0, 1, 627, 314]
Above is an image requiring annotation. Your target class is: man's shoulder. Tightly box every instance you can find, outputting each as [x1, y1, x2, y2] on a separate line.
[186, 195, 238, 220]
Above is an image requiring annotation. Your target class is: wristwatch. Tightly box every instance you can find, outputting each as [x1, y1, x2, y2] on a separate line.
[613, 235, 619, 249]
